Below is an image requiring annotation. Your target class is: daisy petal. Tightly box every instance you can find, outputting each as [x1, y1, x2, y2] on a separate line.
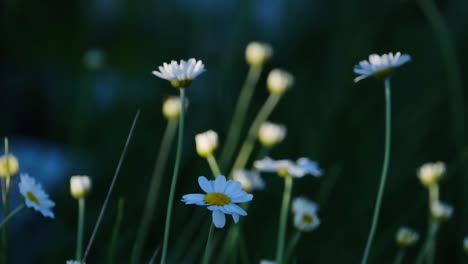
[212, 210, 226, 228]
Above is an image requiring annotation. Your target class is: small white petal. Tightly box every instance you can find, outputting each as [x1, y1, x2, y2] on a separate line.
[232, 214, 240, 223]
[198, 176, 213, 193]
[214, 175, 227, 192]
[212, 210, 226, 228]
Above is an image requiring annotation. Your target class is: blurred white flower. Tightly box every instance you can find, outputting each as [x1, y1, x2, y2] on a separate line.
[66, 260, 82, 264]
[245, 42, 273, 66]
[258, 122, 286, 148]
[19, 174, 55, 218]
[254, 157, 322, 178]
[70, 175, 92, 199]
[232, 169, 265, 192]
[267, 69, 294, 95]
[291, 196, 318, 215]
[0, 154, 19, 178]
[195, 130, 218, 158]
[395, 226, 419, 247]
[431, 201, 453, 221]
[418, 162, 445, 187]
[162, 96, 182, 120]
[152, 58, 205, 88]
[293, 208, 320, 232]
[181, 175, 253, 228]
[464, 237, 468, 252]
[353, 52, 411, 82]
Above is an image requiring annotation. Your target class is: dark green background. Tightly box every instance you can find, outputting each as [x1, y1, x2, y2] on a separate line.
[2, 0, 468, 263]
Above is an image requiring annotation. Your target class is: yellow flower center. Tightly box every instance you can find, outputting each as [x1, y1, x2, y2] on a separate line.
[27, 191, 40, 205]
[277, 167, 290, 177]
[170, 79, 192, 88]
[204, 192, 231, 206]
[302, 214, 314, 224]
[372, 67, 395, 79]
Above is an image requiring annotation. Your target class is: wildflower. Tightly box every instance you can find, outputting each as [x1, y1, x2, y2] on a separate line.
[395, 226, 419, 247]
[266, 69, 294, 95]
[0, 154, 19, 178]
[291, 196, 318, 214]
[293, 208, 320, 232]
[181, 175, 253, 228]
[258, 122, 286, 148]
[464, 237, 468, 253]
[245, 42, 273, 67]
[418, 162, 445, 187]
[195, 130, 218, 158]
[431, 201, 453, 221]
[66, 261, 81, 264]
[259, 260, 276, 264]
[254, 157, 322, 178]
[19, 174, 55, 218]
[162, 96, 182, 120]
[353, 52, 411, 82]
[70, 175, 92, 199]
[232, 169, 265, 192]
[152, 58, 205, 88]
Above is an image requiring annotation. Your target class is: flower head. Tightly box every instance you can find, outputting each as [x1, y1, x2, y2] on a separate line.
[70, 175, 92, 199]
[267, 69, 294, 95]
[254, 157, 322, 178]
[0, 154, 19, 178]
[195, 130, 219, 158]
[291, 197, 320, 232]
[152, 58, 205, 88]
[395, 226, 419, 247]
[258, 122, 286, 148]
[431, 201, 453, 221]
[232, 169, 265, 192]
[182, 175, 253, 228]
[464, 237, 468, 253]
[162, 96, 184, 120]
[292, 196, 318, 215]
[19, 174, 55, 218]
[418, 162, 445, 187]
[259, 260, 276, 264]
[245, 42, 273, 66]
[353, 52, 411, 82]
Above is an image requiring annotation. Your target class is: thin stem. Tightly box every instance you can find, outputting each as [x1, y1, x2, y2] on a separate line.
[1, 138, 11, 264]
[161, 89, 186, 264]
[220, 66, 263, 171]
[415, 221, 440, 264]
[427, 184, 438, 263]
[75, 198, 86, 260]
[130, 119, 178, 264]
[276, 175, 293, 264]
[148, 245, 161, 264]
[108, 198, 125, 264]
[207, 155, 222, 177]
[361, 78, 392, 264]
[392, 248, 406, 264]
[0, 204, 25, 230]
[230, 94, 282, 177]
[82, 110, 140, 262]
[285, 231, 301, 262]
[201, 224, 214, 264]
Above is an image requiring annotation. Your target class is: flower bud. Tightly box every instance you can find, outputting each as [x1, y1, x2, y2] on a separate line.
[258, 122, 286, 148]
[395, 226, 419, 247]
[418, 162, 445, 187]
[195, 130, 218, 158]
[70, 175, 92, 199]
[431, 201, 453, 221]
[245, 42, 273, 67]
[0, 154, 19, 178]
[267, 69, 294, 95]
[163, 96, 182, 120]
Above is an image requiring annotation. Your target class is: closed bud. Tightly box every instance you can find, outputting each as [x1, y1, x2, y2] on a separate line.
[267, 69, 294, 95]
[418, 162, 445, 187]
[245, 42, 273, 67]
[195, 130, 218, 158]
[258, 122, 286, 148]
[70, 175, 92, 199]
[0, 154, 19, 178]
[163, 96, 182, 120]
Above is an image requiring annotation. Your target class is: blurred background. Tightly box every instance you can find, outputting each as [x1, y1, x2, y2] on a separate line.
[2, 0, 468, 263]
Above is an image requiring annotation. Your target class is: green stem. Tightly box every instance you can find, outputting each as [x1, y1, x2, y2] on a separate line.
[276, 175, 293, 264]
[161, 89, 186, 264]
[416, 221, 440, 264]
[392, 248, 406, 264]
[108, 198, 125, 264]
[130, 120, 178, 264]
[427, 185, 438, 263]
[361, 77, 392, 264]
[0, 204, 25, 230]
[220, 66, 263, 171]
[76, 198, 86, 260]
[285, 231, 301, 262]
[201, 224, 214, 264]
[1, 138, 11, 264]
[230, 94, 282, 177]
[207, 155, 222, 177]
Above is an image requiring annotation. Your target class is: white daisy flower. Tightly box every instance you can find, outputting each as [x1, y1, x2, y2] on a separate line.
[431, 201, 453, 221]
[258, 122, 286, 148]
[18, 174, 55, 218]
[232, 169, 265, 192]
[254, 157, 322, 178]
[293, 208, 320, 232]
[195, 130, 218, 158]
[395, 226, 419, 247]
[259, 260, 276, 264]
[152, 58, 205, 88]
[418, 161, 445, 187]
[353, 52, 411, 82]
[181, 175, 253, 228]
[291, 196, 318, 215]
